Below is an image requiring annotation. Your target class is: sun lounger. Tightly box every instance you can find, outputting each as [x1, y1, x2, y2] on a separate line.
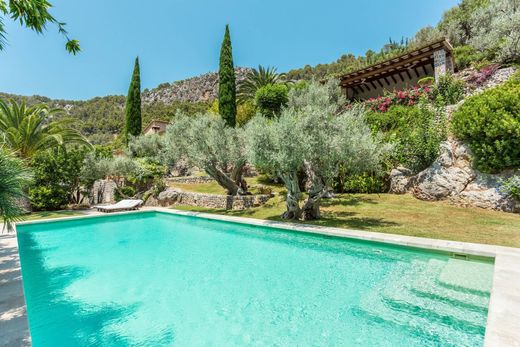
[95, 199, 143, 213]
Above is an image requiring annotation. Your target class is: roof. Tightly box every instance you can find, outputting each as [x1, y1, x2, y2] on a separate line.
[143, 119, 169, 134]
[339, 38, 453, 88]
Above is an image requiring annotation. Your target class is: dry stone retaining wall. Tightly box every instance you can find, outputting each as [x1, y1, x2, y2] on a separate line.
[152, 188, 272, 210]
[166, 176, 215, 184]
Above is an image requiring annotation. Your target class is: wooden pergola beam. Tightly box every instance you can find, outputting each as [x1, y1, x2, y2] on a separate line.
[340, 38, 452, 87]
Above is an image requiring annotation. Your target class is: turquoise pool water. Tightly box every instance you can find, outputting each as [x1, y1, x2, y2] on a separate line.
[17, 211, 494, 346]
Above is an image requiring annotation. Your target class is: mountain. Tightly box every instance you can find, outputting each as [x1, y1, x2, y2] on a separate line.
[142, 67, 251, 104]
[0, 68, 253, 144]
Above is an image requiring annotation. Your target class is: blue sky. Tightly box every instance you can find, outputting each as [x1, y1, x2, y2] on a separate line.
[0, 0, 458, 100]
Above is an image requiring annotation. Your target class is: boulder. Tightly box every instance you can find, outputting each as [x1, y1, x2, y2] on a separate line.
[157, 188, 182, 207]
[389, 166, 415, 194]
[451, 174, 518, 212]
[412, 140, 475, 200]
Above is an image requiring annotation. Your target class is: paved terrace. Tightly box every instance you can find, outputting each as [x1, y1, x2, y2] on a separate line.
[1, 208, 519, 346]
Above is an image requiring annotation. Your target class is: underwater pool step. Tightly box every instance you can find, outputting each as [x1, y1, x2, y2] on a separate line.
[436, 259, 494, 295]
[410, 263, 489, 312]
[355, 290, 482, 346]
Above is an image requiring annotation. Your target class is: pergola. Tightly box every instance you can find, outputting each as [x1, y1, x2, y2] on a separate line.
[340, 38, 454, 100]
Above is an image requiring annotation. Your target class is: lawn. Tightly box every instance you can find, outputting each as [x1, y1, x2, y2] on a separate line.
[1, 210, 83, 228]
[170, 180, 520, 248]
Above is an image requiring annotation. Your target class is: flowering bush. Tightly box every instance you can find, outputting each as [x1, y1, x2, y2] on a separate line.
[466, 63, 500, 86]
[363, 86, 432, 112]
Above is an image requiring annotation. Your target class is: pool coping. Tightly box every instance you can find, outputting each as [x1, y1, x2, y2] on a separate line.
[4, 207, 520, 346]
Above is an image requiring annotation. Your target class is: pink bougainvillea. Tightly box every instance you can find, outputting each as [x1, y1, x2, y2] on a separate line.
[362, 85, 432, 112]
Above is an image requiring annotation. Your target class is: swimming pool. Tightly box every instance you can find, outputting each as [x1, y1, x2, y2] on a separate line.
[16, 211, 494, 346]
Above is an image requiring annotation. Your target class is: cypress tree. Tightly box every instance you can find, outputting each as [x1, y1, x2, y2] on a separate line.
[124, 57, 142, 140]
[218, 25, 237, 127]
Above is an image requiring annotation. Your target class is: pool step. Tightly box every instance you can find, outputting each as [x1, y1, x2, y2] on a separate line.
[354, 289, 478, 346]
[410, 260, 489, 311]
[354, 259, 491, 345]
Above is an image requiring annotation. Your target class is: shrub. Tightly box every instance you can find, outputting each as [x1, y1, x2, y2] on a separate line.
[363, 85, 432, 113]
[114, 185, 137, 202]
[28, 186, 69, 211]
[255, 84, 288, 117]
[236, 100, 257, 126]
[453, 45, 487, 70]
[431, 73, 466, 105]
[334, 171, 388, 194]
[470, 0, 520, 63]
[366, 105, 446, 173]
[29, 148, 87, 210]
[452, 72, 520, 173]
[418, 77, 435, 87]
[466, 63, 500, 86]
[501, 176, 520, 202]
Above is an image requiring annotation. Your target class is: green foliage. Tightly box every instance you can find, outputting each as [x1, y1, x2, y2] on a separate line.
[218, 25, 237, 127]
[127, 134, 164, 160]
[366, 105, 446, 173]
[0, 99, 91, 158]
[29, 148, 87, 210]
[236, 100, 257, 126]
[124, 57, 142, 140]
[238, 66, 286, 102]
[451, 72, 520, 172]
[431, 74, 466, 105]
[453, 45, 488, 69]
[246, 81, 390, 219]
[334, 171, 388, 194]
[418, 77, 435, 87]
[437, 0, 490, 46]
[0, 0, 80, 53]
[470, 0, 520, 63]
[0, 149, 31, 229]
[255, 84, 288, 117]
[114, 185, 137, 202]
[501, 176, 520, 202]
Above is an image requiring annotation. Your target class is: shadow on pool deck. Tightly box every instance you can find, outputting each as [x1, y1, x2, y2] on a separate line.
[0, 234, 31, 346]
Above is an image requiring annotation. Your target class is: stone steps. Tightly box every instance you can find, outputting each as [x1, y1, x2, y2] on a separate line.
[354, 259, 491, 345]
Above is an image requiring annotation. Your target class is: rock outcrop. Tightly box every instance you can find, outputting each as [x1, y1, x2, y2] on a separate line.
[142, 67, 251, 104]
[390, 139, 518, 212]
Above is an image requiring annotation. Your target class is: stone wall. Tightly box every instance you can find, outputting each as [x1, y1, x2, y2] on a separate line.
[166, 176, 215, 184]
[151, 188, 272, 210]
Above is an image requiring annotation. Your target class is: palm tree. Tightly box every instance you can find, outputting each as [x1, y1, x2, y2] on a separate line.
[0, 99, 90, 158]
[237, 65, 287, 103]
[0, 148, 31, 231]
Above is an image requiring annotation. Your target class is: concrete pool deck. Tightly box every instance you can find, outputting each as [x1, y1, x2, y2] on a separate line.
[1, 207, 519, 346]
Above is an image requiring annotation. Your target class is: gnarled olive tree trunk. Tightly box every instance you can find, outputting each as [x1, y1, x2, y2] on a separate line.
[301, 163, 326, 220]
[231, 159, 248, 193]
[279, 172, 302, 220]
[205, 162, 247, 196]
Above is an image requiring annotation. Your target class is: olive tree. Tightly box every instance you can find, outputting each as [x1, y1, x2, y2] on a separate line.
[246, 80, 390, 220]
[470, 0, 520, 63]
[163, 114, 248, 195]
[246, 110, 306, 219]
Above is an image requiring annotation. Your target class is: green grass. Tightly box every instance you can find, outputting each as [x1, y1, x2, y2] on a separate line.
[172, 193, 520, 248]
[1, 210, 83, 226]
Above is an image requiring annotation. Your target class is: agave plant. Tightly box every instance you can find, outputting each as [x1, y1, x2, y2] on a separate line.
[237, 65, 287, 103]
[0, 99, 90, 158]
[0, 148, 31, 231]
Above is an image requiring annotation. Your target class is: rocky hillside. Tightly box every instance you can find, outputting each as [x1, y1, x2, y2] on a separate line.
[142, 67, 251, 104]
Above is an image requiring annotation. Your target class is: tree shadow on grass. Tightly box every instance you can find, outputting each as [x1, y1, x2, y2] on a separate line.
[321, 194, 380, 208]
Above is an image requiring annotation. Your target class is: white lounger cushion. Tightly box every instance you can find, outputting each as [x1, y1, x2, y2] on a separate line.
[95, 199, 143, 211]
